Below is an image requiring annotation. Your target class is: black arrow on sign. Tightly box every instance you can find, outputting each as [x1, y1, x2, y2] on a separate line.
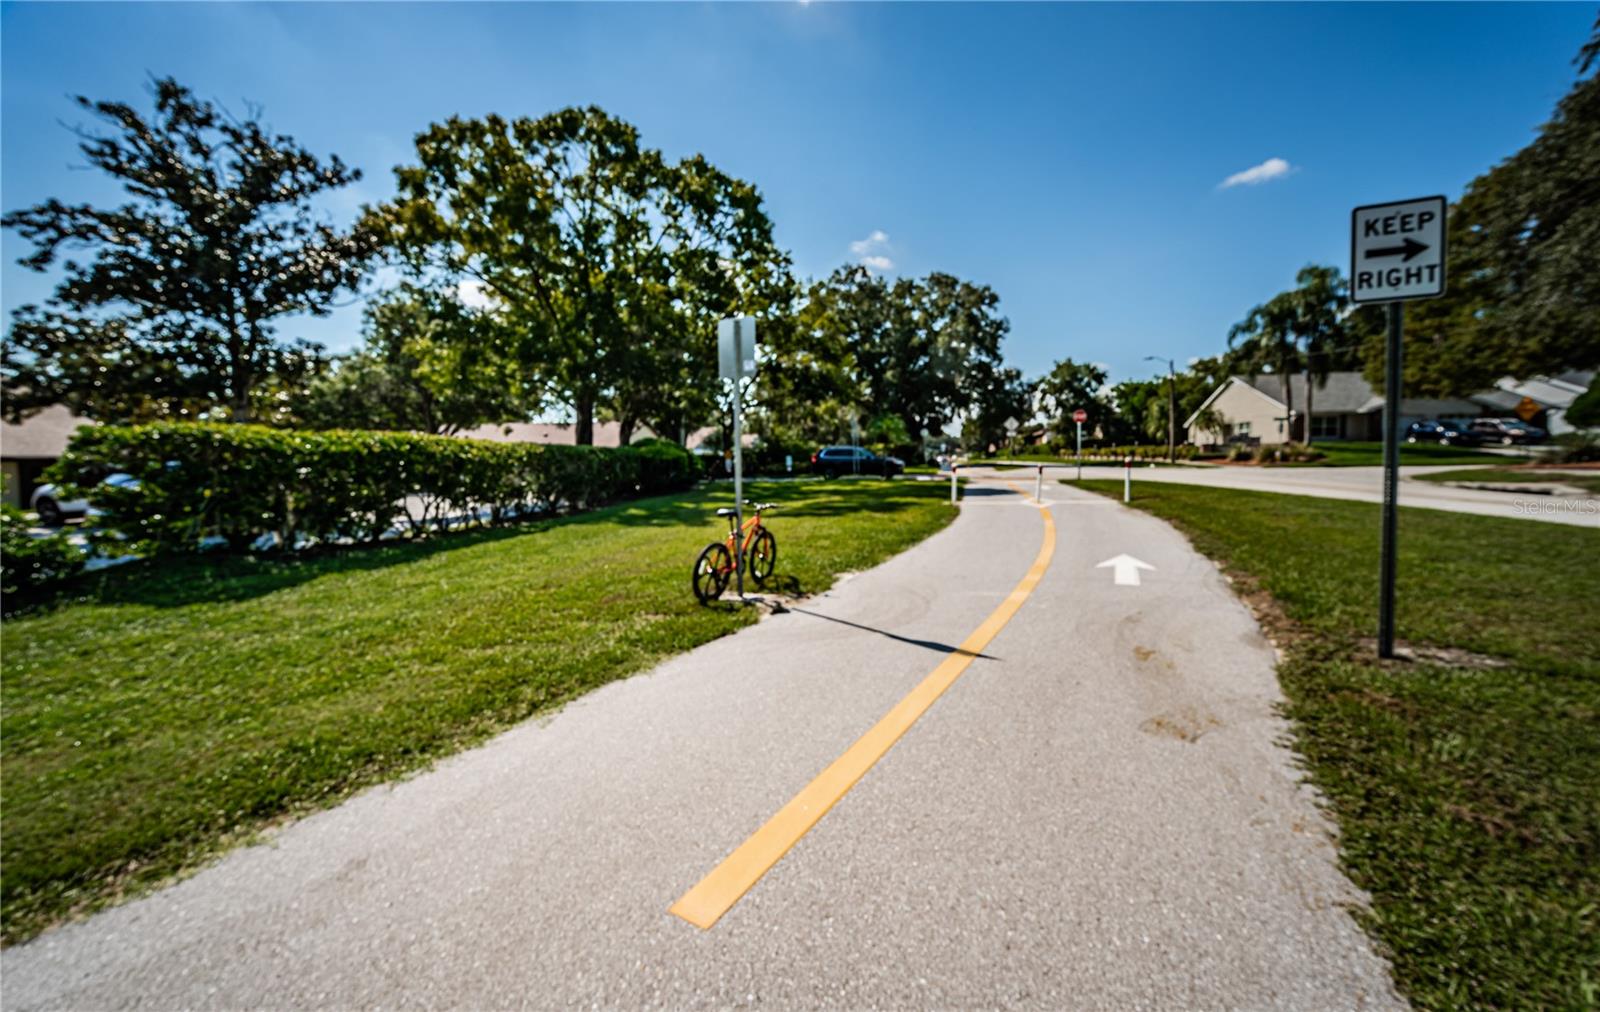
[1364, 237, 1429, 262]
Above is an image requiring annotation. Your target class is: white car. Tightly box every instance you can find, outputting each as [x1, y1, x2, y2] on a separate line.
[30, 473, 139, 527]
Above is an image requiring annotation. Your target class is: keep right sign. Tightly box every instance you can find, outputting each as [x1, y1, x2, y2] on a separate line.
[1350, 196, 1447, 304]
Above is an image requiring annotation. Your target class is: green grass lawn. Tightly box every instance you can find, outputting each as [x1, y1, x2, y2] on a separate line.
[1286, 440, 1514, 467]
[1075, 479, 1599, 1009]
[1414, 467, 1600, 494]
[0, 479, 955, 944]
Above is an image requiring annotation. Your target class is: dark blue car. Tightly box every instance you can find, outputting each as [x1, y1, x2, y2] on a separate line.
[1404, 420, 1486, 446]
[810, 445, 904, 479]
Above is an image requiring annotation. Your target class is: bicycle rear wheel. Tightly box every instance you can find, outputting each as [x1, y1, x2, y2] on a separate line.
[749, 528, 777, 584]
[692, 542, 733, 604]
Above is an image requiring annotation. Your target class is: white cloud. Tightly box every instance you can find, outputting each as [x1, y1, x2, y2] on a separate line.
[850, 230, 894, 271]
[850, 229, 889, 256]
[1218, 157, 1296, 189]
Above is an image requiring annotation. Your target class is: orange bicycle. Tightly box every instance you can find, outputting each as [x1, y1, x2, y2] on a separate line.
[692, 500, 777, 604]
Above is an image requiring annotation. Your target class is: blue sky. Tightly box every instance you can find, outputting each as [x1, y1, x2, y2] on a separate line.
[2, 2, 1592, 389]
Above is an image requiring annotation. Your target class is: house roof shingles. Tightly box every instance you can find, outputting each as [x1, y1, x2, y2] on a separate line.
[1244, 372, 1385, 414]
[0, 404, 90, 459]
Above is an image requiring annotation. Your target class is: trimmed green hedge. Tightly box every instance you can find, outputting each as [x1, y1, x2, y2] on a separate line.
[1, 502, 84, 606]
[49, 424, 697, 554]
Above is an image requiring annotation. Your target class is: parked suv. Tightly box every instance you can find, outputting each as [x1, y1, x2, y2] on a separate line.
[30, 472, 141, 527]
[811, 445, 904, 479]
[1404, 420, 1485, 446]
[1469, 417, 1546, 445]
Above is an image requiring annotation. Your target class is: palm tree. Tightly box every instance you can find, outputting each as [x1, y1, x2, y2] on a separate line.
[1229, 293, 1302, 442]
[1290, 266, 1350, 446]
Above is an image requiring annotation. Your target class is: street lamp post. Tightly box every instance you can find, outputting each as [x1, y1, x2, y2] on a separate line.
[1145, 355, 1177, 463]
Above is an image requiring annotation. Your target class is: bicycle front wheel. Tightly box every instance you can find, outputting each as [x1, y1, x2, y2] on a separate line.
[749, 529, 777, 584]
[692, 542, 733, 604]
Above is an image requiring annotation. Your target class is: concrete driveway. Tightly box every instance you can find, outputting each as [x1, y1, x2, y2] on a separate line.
[2, 474, 1403, 1009]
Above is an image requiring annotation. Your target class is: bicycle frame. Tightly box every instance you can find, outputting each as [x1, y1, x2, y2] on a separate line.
[718, 509, 765, 574]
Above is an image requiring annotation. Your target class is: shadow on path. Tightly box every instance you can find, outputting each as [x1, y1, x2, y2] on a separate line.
[958, 486, 1019, 498]
[788, 607, 997, 660]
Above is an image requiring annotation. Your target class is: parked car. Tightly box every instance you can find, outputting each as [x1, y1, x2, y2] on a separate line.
[1404, 420, 1486, 446]
[811, 445, 904, 479]
[1469, 417, 1547, 445]
[30, 473, 139, 527]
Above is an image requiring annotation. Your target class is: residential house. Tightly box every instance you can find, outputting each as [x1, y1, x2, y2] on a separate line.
[1470, 371, 1594, 435]
[1, 405, 91, 507]
[1184, 372, 1481, 447]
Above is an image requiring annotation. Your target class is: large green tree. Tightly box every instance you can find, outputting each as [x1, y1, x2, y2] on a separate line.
[298, 284, 526, 434]
[755, 279, 860, 445]
[371, 107, 790, 445]
[1229, 293, 1303, 439]
[1288, 265, 1352, 445]
[789, 266, 1011, 446]
[1374, 19, 1599, 394]
[1035, 358, 1110, 442]
[2, 78, 378, 422]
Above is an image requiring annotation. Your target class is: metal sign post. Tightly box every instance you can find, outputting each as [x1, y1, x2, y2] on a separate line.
[718, 317, 758, 600]
[851, 415, 860, 475]
[1351, 197, 1447, 659]
[1073, 408, 1087, 481]
[1378, 302, 1403, 656]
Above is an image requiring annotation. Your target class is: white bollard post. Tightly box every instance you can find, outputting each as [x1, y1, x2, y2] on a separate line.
[1035, 464, 1043, 503]
[951, 464, 958, 505]
[1123, 455, 1131, 503]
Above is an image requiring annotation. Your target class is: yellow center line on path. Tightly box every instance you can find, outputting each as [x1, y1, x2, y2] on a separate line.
[669, 481, 1056, 930]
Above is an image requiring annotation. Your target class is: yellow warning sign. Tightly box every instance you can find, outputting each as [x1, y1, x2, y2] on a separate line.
[1515, 396, 1542, 422]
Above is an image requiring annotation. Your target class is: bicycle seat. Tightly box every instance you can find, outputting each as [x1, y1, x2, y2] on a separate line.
[715, 507, 738, 517]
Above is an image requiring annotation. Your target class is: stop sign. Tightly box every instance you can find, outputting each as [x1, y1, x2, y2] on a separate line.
[1072, 408, 1088, 424]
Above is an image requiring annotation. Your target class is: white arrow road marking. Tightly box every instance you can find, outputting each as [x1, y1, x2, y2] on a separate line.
[1096, 553, 1155, 586]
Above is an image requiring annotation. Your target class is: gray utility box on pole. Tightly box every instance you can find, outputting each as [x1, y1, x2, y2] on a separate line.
[1350, 196, 1447, 660]
[718, 316, 757, 599]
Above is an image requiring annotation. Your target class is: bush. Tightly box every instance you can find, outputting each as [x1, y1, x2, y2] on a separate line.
[1253, 442, 1325, 464]
[48, 424, 698, 555]
[1552, 432, 1600, 463]
[1026, 443, 1200, 462]
[1, 502, 85, 608]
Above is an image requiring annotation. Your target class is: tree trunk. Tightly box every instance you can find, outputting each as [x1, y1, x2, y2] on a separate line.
[227, 322, 253, 422]
[618, 414, 636, 446]
[1304, 369, 1315, 446]
[574, 392, 595, 445]
[1281, 372, 1295, 445]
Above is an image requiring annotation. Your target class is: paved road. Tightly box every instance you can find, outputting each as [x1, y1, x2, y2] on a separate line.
[3, 474, 1403, 1009]
[1021, 461, 1600, 527]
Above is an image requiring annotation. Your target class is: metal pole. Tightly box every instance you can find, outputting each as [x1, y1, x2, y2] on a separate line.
[1167, 361, 1177, 463]
[1123, 455, 1131, 503]
[1076, 422, 1082, 481]
[732, 324, 745, 600]
[1378, 302, 1403, 658]
[851, 413, 860, 476]
[950, 464, 958, 505]
[1035, 464, 1043, 503]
